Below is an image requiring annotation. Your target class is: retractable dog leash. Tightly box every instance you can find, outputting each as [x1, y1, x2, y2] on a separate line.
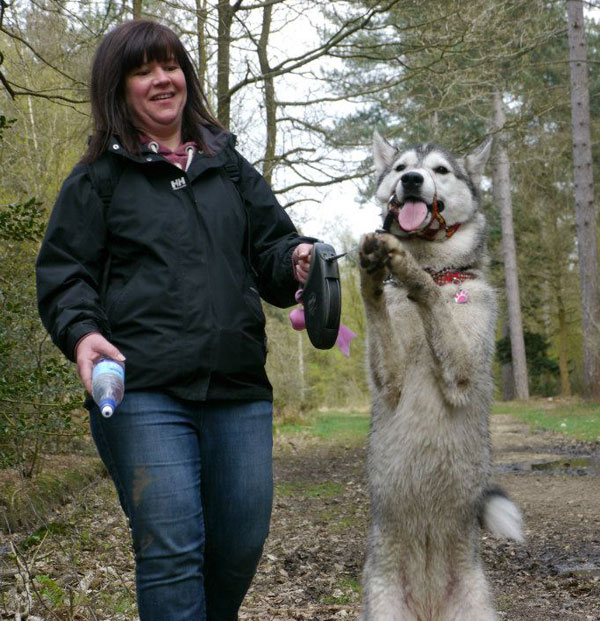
[289, 243, 356, 354]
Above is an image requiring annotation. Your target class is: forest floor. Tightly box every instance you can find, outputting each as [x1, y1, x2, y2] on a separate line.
[1, 409, 599, 620]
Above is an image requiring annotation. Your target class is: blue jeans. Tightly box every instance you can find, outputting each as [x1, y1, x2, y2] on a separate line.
[89, 391, 273, 621]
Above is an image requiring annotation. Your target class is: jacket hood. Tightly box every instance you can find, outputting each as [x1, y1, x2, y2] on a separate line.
[198, 124, 235, 155]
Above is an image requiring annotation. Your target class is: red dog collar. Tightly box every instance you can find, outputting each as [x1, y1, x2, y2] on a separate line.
[425, 268, 476, 286]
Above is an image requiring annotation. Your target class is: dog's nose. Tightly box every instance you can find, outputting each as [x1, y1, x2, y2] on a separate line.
[401, 171, 424, 191]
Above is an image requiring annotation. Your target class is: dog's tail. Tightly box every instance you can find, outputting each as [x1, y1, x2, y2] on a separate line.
[479, 486, 524, 542]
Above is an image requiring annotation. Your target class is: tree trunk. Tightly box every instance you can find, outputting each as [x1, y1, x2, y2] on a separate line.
[132, 0, 142, 19]
[195, 0, 208, 93]
[566, 0, 600, 399]
[556, 291, 572, 397]
[216, 0, 233, 127]
[491, 89, 529, 401]
[258, 3, 276, 184]
[501, 321, 515, 401]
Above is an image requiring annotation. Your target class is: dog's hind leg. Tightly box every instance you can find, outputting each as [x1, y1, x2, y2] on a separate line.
[360, 568, 418, 621]
[359, 527, 420, 621]
[442, 567, 496, 621]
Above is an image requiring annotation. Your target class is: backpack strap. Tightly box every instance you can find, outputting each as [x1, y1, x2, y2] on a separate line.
[223, 150, 241, 185]
[87, 154, 122, 209]
[222, 147, 258, 277]
[87, 155, 123, 303]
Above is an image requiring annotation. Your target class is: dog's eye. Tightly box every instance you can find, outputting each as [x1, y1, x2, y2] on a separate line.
[395, 163, 406, 172]
[435, 166, 449, 175]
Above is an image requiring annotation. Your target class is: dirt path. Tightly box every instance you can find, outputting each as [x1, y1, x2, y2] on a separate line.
[484, 416, 600, 621]
[2, 413, 599, 620]
[242, 414, 600, 620]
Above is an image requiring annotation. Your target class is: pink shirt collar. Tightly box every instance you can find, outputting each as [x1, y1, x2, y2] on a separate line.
[140, 134, 198, 171]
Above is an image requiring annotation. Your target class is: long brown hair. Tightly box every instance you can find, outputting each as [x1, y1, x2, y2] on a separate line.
[82, 20, 222, 163]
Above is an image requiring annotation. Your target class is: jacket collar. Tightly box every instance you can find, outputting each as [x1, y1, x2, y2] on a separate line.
[106, 129, 237, 180]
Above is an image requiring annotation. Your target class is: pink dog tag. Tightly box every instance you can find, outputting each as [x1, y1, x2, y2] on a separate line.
[454, 289, 469, 304]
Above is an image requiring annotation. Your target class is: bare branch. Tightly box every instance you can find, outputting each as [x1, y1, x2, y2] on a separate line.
[280, 196, 320, 210]
[234, 0, 285, 10]
[0, 68, 15, 99]
[7, 84, 87, 105]
[228, 0, 405, 96]
[0, 25, 85, 86]
[274, 170, 366, 195]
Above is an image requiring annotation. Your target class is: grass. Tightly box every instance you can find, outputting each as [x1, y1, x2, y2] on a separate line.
[276, 481, 344, 498]
[320, 576, 362, 605]
[276, 409, 370, 445]
[319, 505, 363, 533]
[492, 399, 600, 442]
[276, 401, 600, 445]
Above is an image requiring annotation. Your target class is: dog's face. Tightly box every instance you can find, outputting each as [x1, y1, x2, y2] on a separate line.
[372, 132, 491, 238]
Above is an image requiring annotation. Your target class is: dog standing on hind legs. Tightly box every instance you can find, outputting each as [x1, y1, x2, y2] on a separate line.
[357, 131, 524, 621]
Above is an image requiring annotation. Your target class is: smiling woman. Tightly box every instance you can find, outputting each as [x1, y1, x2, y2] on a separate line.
[35, 18, 318, 621]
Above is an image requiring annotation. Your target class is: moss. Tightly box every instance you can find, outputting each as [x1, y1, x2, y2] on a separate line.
[0, 457, 106, 533]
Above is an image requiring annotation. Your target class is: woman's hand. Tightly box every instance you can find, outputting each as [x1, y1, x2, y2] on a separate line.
[75, 332, 126, 394]
[292, 243, 313, 284]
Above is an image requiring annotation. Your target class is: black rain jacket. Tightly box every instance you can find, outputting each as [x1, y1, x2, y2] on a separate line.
[36, 126, 315, 402]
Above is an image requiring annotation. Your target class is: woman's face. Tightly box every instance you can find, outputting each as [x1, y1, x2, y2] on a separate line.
[125, 57, 187, 142]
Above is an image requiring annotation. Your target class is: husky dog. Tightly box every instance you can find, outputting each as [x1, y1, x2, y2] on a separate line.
[357, 132, 524, 621]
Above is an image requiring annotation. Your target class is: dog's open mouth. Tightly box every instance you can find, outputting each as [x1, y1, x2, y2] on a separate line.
[393, 196, 446, 232]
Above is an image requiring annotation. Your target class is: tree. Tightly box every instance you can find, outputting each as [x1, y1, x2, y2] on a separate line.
[566, 0, 600, 399]
[491, 90, 529, 400]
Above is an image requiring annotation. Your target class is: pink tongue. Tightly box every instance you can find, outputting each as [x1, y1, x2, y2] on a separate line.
[398, 201, 428, 231]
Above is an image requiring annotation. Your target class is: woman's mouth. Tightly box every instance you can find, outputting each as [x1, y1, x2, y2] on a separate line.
[151, 93, 173, 101]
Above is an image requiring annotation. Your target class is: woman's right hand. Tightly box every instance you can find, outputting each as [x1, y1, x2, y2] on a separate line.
[75, 332, 126, 394]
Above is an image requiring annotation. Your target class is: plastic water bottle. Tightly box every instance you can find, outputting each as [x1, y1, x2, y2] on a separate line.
[92, 357, 125, 418]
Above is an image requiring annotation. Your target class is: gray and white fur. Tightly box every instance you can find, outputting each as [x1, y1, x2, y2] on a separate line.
[357, 131, 523, 621]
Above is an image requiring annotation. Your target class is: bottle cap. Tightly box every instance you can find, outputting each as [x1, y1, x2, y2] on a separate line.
[99, 398, 116, 418]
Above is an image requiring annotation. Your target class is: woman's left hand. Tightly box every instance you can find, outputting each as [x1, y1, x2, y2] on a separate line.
[292, 243, 313, 284]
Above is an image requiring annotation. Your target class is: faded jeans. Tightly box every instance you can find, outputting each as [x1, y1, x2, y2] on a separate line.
[89, 391, 273, 621]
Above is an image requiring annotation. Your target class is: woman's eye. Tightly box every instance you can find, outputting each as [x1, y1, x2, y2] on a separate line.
[394, 163, 406, 172]
[435, 166, 449, 174]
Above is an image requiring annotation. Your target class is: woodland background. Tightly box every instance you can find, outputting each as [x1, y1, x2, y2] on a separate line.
[0, 0, 599, 477]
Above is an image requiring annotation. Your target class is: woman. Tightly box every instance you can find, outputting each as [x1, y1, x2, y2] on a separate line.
[36, 19, 314, 621]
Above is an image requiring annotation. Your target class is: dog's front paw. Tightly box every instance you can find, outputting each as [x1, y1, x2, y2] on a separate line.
[364, 233, 417, 280]
[359, 233, 389, 275]
[377, 234, 438, 302]
[359, 233, 389, 299]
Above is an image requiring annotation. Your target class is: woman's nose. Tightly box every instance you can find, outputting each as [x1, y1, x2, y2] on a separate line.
[151, 68, 170, 84]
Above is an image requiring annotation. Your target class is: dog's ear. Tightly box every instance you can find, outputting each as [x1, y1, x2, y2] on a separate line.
[373, 131, 397, 176]
[463, 138, 492, 187]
